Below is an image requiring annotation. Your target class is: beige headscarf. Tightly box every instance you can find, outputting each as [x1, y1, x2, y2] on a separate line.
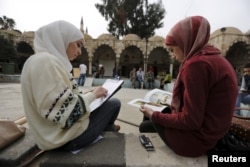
[34, 20, 84, 72]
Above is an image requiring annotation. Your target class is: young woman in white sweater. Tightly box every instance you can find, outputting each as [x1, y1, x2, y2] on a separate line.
[21, 20, 121, 151]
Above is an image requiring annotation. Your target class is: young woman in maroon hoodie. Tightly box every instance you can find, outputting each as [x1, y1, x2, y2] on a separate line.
[139, 16, 238, 157]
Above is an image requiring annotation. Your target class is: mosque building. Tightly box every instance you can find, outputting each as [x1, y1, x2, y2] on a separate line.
[1, 17, 250, 82]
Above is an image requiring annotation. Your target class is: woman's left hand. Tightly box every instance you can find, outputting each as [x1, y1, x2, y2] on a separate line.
[139, 105, 154, 118]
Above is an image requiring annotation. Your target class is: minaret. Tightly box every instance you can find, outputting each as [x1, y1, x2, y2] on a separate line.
[80, 17, 84, 34]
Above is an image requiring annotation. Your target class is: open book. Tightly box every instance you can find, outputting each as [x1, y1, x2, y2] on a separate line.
[128, 88, 172, 112]
[89, 79, 124, 112]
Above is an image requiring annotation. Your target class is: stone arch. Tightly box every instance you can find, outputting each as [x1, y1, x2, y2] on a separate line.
[146, 36, 166, 62]
[147, 47, 176, 78]
[224, 38, 249, 56]
[93, 33, 118, 55]
[120, 45, 144, 77]
[4, 26, 250, 79]
[209, 27, 248, 56]
[92, 44, 116, 77]
[225, 41, 250, 83]
[225, 41, 250, 66]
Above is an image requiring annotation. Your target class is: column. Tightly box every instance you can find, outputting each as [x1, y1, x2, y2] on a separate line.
[88, 56, 92, 76]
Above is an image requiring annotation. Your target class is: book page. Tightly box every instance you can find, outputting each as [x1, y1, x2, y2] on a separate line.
[127, 98, 166, 112]
[144, 89, 172, 106]
[89, 79, 124, 112]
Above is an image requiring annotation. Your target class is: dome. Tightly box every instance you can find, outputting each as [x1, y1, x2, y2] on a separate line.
[97, 33, 117, 40]
[84, 33, 93, 40]
[211, 27, 243, 38]
[148, 35, 164, 42]
[245, 29, 250, 35]
[122, 34, 141, 41]
[22, 31, 35, 37]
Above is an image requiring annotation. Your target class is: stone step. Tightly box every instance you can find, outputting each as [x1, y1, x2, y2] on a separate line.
[0, 130, 207, 167]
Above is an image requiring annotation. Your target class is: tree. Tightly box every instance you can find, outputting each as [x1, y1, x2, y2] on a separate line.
[0, 35, 17, 63]
[0, 15, 16, 30]
[95, 0, 166, 39]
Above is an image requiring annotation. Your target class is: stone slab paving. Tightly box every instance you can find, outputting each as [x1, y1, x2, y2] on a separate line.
[0, 82, 207, 167]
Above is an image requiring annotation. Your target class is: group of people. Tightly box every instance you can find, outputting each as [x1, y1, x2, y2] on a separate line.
[129, 66, 155, 89]
[20, 16, 246, 158]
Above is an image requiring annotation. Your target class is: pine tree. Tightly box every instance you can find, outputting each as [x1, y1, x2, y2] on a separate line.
[95, 0, 166, 39]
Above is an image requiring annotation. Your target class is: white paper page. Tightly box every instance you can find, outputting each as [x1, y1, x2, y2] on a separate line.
[144, 88, 172, 106]
[89, 79, 124, 112]
[127, 98, 166, 112]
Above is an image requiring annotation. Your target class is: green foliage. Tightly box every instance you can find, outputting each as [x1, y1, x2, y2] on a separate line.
[0, 15, 16, 30]
[0, 35, 17, 62]
[95, 0, 166, 39]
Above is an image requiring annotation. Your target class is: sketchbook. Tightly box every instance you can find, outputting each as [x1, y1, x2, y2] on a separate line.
[89, 79, 124, 112]
[127, 88, 172, 112]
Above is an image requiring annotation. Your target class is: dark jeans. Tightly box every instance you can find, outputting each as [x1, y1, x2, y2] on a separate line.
[139, 107, 171, 146]
[139, 119, 169, 147]
[59, 98, 121, 151]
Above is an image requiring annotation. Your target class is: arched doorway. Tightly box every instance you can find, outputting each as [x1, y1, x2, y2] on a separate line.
[226, 41, 250, 69]
[148, 47, 170, 78]
[225, 41, 250, 83]
[120, 46, 143, 77]
[93, 45, 116, 77]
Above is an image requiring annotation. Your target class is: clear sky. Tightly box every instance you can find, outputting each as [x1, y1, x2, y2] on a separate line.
[0, 0, 250, 38]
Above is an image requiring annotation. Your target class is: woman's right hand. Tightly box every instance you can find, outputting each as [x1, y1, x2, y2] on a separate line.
[92, 86, 108, 98]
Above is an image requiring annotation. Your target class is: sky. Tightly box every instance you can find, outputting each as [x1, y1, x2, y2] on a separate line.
[0, 0, 250, 39]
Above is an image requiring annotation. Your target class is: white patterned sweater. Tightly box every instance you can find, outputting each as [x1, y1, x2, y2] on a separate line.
[21, 52, 95, 150]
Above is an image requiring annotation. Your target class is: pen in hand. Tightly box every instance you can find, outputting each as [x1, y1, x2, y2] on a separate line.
[84, 88, 95, 94]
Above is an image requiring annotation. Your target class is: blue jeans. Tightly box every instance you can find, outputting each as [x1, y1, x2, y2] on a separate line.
[78, 73, 86, 86]
[59, 98, 121, 151]
[235, 92, 250, 115]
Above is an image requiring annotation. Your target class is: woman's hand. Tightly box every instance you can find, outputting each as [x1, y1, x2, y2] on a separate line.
[92, 86, 108, 98]
[139, 105, 154, 118]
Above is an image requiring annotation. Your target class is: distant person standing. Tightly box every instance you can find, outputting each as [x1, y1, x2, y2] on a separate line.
[99, 65, 105, 78]
[130, 67, 137, 88]
[137, 67, 144, 89]
[78, 63, 87, 86]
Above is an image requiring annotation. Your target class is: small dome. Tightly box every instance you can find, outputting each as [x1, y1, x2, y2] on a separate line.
[148, 35, 164, 42]
[84, 33, 93, 40]
[122, 34, 141, 41]
[245, 29, 250, 35]
[211, 27, 243, 38]
[22, 31, 35, 37]
[97, 33, 117, 40]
